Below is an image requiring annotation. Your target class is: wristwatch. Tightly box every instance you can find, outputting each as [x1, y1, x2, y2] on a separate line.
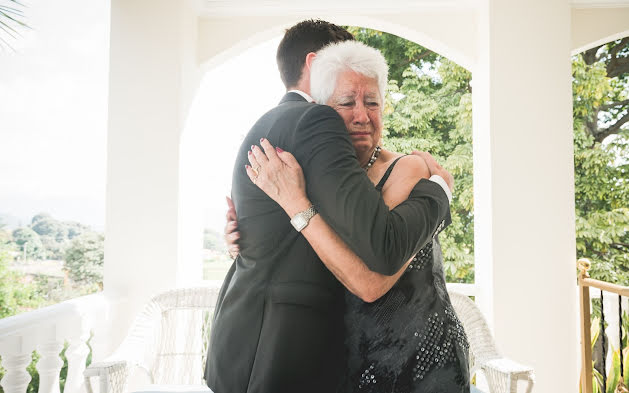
[290, 205, 318, 232]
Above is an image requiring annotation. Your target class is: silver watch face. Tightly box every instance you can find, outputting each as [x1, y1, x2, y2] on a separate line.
[291, 215, 307, 231]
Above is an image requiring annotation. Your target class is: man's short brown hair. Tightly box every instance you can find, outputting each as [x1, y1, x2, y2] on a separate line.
[276, 19, 354, 89]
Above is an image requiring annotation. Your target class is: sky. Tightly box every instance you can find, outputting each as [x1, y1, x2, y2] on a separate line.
[0, 0, 285, 232]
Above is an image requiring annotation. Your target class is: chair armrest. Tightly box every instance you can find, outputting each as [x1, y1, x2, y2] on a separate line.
[84, 301, 162, 393]
[481, 358, 535, 393]
[84, 360, 129, 393]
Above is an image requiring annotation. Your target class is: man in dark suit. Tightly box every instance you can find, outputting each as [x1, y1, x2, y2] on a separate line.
[205, 20, 453, 393]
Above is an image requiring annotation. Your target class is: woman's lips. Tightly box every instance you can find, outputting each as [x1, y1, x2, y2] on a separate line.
[349, 132, 371, 136]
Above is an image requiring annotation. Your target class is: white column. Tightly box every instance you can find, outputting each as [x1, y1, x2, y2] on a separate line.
[104, 0, 201, 348]
[473, 1, 578, 392]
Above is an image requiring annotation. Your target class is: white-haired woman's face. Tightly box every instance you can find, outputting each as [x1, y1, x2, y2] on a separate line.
[327, 70, 383, 157]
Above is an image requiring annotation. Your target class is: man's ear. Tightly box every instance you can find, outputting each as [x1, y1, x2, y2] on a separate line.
[305, 52, 317, 71]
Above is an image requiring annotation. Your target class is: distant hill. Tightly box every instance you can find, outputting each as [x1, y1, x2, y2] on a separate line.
[0, 213, 29, 230]
[0, 195, 105, 232]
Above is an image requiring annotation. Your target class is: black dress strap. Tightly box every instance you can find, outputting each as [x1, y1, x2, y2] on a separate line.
[375, 155, 406, 191]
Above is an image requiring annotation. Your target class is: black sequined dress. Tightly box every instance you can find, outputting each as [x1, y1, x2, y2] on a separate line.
[342, 157, 470, 393]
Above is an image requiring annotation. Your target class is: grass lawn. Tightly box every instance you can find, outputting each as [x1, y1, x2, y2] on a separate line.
[203, 254, 233, 281]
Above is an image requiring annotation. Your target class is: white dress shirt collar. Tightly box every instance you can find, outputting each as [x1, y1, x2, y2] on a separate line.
[287, 89, 315, 103]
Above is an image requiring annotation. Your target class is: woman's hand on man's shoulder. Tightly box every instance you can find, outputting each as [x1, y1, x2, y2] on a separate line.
[410, 151, 454, 193]
[380, 154, 432, 209]
[395, 154, 431, 181]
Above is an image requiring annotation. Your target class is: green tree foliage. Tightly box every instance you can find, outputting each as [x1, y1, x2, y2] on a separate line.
[64, 232, 104, 286]
[32, 213, 69, 241]
[350, 27, 475, 282]
[31, 213, 89, 240]
[351, 28, 628, 284]
[0, 227, 12, 246]
[11, 227, 44, 260]
[27, 213, 90, 259]
[66, 221, 90, 240]
[0, 241, 42, 318]
[572, 38, 629, 283]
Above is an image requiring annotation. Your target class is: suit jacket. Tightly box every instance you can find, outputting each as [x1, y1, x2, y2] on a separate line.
[205, 92, 451, 393]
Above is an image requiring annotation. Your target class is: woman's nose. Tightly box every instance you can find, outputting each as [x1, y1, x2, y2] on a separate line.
[352, 102, 370, 124]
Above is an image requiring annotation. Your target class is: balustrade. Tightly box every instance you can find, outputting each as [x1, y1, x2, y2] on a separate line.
[1, 282, 476, 393]
[0, 293, 109, 393]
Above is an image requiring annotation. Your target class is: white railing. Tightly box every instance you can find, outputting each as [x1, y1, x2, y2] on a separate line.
[0, 281, 477, 393]
[0, 293, 110, 393]
[445, 282, 476, 297]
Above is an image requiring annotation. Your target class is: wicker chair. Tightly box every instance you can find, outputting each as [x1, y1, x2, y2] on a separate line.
[85, 287, 220, 393]
[85, 287, 534, 393]
[449, 292, 535, 393]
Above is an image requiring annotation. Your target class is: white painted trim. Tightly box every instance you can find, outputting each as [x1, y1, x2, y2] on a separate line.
[571, 29, 629, 55]
[200, 0, 477, 17]
[571, 1, 629, 9]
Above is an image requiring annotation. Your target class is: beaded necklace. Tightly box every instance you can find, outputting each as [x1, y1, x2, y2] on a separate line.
[363, 145, 381, 172]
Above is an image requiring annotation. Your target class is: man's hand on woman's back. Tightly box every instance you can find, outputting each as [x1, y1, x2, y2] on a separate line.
[225, 196, 240, 258]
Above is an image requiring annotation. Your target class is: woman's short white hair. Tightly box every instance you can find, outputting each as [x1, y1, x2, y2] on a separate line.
[310, 40, 388, 107]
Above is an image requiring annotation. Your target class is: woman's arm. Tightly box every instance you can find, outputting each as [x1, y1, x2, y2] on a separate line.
[300, 155, 430, 302]
[246, 140, 431, 302]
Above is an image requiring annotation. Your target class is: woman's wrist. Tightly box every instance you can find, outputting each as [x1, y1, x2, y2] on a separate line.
[284, 197, 312, 217]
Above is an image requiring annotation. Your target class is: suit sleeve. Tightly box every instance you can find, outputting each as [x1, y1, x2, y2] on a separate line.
[291, 105, 451, 275]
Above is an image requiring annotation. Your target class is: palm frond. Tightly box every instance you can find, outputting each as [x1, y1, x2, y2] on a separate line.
[0, 17, 20, 37]
[0, 5, 26, 16]
[0, 0, 29, 51]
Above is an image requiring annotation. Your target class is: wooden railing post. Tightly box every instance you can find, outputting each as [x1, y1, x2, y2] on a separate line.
[579, 258, 593, 393]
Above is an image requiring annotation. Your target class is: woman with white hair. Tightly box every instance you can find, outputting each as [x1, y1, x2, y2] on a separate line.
[245, 40, 470, 392]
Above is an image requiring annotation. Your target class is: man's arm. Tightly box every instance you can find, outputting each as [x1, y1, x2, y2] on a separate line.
[292, 105, 451, 275]
[243, 145, 429, 301]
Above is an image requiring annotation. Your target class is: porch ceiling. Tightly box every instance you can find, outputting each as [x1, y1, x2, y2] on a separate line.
[199, 0, 629, 17]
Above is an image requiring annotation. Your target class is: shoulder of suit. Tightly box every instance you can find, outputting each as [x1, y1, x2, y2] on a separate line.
[286, 104, 346, 145]
[298, 102, 341, 121]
